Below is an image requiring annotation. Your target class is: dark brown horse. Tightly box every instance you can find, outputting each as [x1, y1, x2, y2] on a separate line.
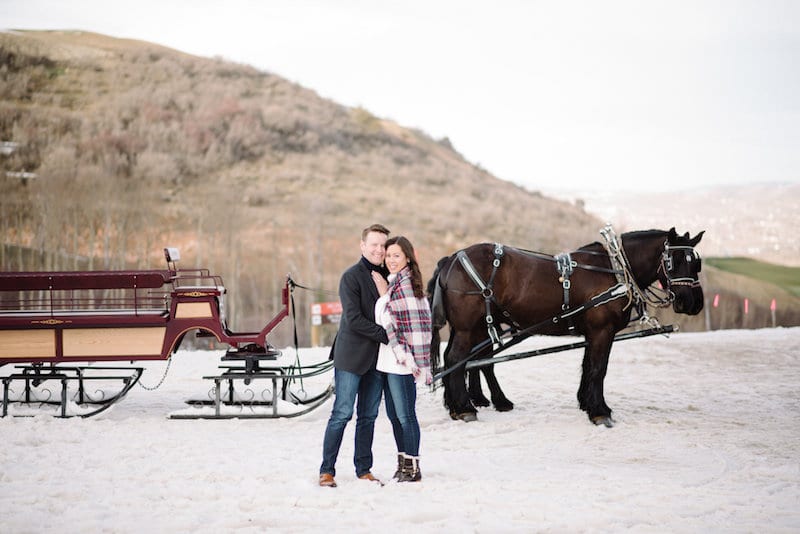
[427, 227, 705, 427]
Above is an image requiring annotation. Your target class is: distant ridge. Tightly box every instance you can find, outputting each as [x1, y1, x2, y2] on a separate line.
[546, 183, 800, 267]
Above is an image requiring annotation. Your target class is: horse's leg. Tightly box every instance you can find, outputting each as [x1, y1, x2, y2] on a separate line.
[441, 337, 454, 413]
[468, 369, 490, 407]
[578, 329, 615, 427]
[480, 365, 514, 412]
[578, 356, 589, 412]
[445, 333, 478, 422]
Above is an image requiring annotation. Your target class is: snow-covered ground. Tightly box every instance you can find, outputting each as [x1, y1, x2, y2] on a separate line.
[1, 327, 798, 533]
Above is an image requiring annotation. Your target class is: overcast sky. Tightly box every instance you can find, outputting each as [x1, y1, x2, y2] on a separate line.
[3, 0, 799, 193]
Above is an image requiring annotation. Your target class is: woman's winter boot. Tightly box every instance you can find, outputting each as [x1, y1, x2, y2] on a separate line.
[393, 453, 404, 480]
[399, 454, 421, 482]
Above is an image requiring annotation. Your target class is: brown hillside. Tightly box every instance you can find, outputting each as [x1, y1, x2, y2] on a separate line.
[1, 30, 606, 345]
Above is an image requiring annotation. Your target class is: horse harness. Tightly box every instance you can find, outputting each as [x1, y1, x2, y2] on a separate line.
[455, 244, 520, 346]
[447, 241, 630, 353]
[451, 239, 614, 342]
[446, 224, 700, 344]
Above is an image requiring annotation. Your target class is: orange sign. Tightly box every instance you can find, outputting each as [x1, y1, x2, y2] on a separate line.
[311, 301, 342, 325]
[313, 302, 342, 315]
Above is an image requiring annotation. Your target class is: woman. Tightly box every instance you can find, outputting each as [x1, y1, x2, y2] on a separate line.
[371, 235, 432, 483]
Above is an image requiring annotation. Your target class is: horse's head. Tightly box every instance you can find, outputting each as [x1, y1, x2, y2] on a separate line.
[659, 228, 705, 315]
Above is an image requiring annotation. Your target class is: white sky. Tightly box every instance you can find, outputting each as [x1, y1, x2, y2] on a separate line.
[2, 0, 799, 193]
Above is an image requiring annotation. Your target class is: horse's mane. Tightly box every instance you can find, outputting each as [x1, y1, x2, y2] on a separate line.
[621, 229, 668, 239]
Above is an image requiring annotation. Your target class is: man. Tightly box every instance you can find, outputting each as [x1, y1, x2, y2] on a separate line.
[319, 223, 390, 487]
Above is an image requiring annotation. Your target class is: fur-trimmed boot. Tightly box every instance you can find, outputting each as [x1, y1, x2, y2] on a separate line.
[393, 453, 404, 480]
[398, 454, 422, 482]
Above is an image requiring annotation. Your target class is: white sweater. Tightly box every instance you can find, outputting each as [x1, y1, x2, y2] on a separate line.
[374, 293, 413, 376]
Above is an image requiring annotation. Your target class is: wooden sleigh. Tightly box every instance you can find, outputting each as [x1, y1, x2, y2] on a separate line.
[0, 248, 333, 418]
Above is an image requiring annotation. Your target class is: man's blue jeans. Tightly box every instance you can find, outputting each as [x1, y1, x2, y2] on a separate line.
[383, 373, 420, 456]
[320, 367, 383, 477]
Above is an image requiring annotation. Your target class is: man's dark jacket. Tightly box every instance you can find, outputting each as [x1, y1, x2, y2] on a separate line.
[332, 258, 389, 375]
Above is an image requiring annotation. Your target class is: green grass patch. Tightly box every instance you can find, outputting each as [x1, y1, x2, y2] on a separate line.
[706, 257, 800, 297]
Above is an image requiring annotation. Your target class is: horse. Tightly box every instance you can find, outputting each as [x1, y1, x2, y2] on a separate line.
[426, 227, 705, 427]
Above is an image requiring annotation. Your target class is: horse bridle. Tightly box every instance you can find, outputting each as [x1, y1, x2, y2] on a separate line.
[659, 242, 702, 291]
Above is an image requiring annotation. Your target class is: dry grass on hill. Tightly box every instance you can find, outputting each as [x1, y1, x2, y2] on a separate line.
[1, 30, 602, 344]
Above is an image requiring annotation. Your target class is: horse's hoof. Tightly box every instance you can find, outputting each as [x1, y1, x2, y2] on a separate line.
[471, 397, 490, 407]
[494, 401, 514, 412]
[591, 415, 615, 428]
[457, 412, 478, 422]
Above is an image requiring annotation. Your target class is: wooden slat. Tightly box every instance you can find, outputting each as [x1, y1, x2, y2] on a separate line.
[175, 302, 213, 319]
[63, 327, 166, 357]
[0, 329, 56, 358]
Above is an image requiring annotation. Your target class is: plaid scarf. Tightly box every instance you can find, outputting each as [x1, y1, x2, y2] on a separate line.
[386, 267, 432, 371]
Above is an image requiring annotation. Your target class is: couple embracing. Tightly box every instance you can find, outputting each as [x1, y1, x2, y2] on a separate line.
[318, 224, 432, 488]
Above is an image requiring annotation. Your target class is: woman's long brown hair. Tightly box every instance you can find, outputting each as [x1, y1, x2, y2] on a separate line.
[385, 235, 424, 298]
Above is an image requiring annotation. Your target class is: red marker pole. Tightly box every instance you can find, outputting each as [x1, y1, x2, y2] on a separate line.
[707, 294, 719, 331]
[771, 298, 777, 328]
[743, 298, 749, 328]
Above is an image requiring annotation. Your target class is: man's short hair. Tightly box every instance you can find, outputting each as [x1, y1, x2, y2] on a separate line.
[362, 224, 390, 241]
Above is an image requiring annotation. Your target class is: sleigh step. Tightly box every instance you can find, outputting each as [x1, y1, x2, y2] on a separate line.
[171, 384, 333, 419]
[170, 358, 334, 419]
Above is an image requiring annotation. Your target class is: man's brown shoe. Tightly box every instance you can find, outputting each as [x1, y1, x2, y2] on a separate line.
[358, 472, 384, 486]
[319, 473, 337, 487]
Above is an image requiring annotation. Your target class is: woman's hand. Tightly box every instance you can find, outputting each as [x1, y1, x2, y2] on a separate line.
[372, 271, 389, 296]
[414, 367, 433, 385]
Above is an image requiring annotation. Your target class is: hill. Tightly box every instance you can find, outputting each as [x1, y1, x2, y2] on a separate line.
[3, 30, 796, 342]
[0, 30, 602, 344]
[705, 257, 800, 298]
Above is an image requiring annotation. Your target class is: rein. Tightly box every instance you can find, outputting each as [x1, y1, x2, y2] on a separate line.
[599, 225, 686, 331]
[600, 225, 706, 328]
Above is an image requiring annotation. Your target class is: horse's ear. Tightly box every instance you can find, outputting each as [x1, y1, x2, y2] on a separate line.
[690, 231, 705, 246]
[668, 227, 678, 241]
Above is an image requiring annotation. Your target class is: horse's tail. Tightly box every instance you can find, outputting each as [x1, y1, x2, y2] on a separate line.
[427, 255, 451, 381]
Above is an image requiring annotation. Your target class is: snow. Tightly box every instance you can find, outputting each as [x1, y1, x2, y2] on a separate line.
[1, 327, 799, 532]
